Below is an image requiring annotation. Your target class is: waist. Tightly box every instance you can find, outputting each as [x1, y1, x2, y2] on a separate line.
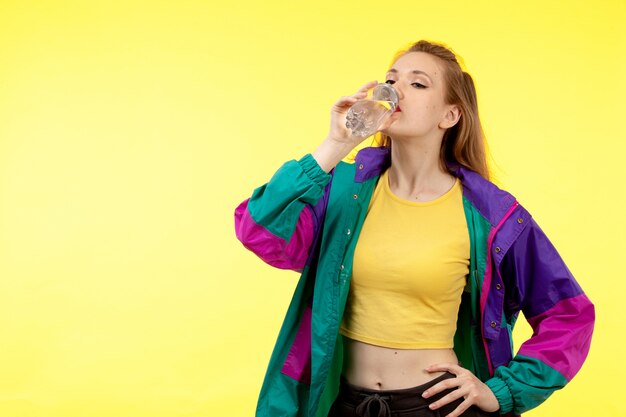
[341, 336, 459, 390]
[336, 371, 455, 408]
[334, 371, 499, 417]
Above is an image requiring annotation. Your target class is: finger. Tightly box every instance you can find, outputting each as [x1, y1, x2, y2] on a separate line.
[427, 387, 465, 410]
[425, 362, 464, 375]
[422, 378, 461, 398]
[443, 399, 473, 417]
[357, 80, 378, 93]
[333, 96, 359, 108]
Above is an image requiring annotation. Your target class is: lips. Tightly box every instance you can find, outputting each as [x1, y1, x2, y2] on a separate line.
[394, 105, 402, 112]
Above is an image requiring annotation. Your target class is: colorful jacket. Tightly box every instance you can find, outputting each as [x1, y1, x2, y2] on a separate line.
[233, 146, 595, 417]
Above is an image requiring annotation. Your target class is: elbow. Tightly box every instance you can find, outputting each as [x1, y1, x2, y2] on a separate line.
[234, 199, 304, 270]
[234, 199, 255, 245]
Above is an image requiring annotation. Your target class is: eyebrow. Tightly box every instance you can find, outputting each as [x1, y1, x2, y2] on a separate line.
[386, 68, 433, 82]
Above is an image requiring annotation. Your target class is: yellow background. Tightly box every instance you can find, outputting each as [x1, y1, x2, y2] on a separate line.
[0, 1, 623, 416]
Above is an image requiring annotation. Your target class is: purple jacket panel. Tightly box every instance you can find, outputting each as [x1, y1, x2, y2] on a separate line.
[448, 161, 517, 227]
[304, 170, 335, 268]
[498, 217, 595, 380]
[354, 147, 391, 182]
[500, 217, 585, 317]
[481, 201, 522, 345]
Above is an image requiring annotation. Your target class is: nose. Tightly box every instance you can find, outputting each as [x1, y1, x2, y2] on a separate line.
[390, 85, 403, 111]
[389, 83, 404, 101]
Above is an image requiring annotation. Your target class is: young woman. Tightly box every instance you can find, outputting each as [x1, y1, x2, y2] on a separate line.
[234, 40, 594, 417]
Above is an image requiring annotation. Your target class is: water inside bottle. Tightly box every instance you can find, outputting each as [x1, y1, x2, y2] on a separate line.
[346, 99, 395, 138]
[376, 100, 394, 111]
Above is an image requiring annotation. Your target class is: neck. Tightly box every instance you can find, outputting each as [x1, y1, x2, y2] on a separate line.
[388, 137, 453, 195]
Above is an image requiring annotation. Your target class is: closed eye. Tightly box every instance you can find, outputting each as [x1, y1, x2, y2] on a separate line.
[384, 80, 426, 89]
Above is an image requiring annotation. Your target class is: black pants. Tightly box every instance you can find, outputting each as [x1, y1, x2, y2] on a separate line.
[328, 372, 500, 417]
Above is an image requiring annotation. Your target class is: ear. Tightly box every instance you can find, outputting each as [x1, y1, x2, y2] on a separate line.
[439, 104, 461, 129]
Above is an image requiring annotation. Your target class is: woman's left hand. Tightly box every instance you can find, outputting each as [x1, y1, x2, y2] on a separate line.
[421, 363, 500, 417]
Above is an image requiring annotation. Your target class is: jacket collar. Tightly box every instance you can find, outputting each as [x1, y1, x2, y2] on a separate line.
[354, 146, 517, 227]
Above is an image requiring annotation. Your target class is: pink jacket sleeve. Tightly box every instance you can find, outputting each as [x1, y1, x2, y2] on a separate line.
[234, 154, 333, 272]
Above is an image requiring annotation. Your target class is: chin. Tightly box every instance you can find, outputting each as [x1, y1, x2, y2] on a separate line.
[380, 122, 399, 136]
[381, 125, 409, 138]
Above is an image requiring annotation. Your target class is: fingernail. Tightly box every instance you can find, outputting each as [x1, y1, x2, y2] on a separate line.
[422, 390, 429, 397]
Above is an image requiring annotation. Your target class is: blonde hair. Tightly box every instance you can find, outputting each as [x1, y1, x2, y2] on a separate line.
[374, 40, 493, 181]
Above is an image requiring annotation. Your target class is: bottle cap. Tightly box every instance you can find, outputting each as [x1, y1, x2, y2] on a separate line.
[372, 83, 399, 111]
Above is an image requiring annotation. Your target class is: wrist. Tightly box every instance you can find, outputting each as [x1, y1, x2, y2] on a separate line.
[485, 377, 513, 414]
[312, 138, 354, 172]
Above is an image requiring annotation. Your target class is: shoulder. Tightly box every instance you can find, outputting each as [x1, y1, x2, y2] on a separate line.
[453, 164, 530, 229]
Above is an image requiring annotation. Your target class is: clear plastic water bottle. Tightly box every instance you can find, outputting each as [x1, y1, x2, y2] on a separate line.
[345, 83, 399, 138]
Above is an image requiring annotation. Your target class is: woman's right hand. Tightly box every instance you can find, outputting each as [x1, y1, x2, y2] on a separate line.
[325, 80, 379, 148]
[313, 80, 387, 173]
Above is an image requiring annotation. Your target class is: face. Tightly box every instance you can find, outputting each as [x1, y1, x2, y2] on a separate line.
[380, 52, 460, 140]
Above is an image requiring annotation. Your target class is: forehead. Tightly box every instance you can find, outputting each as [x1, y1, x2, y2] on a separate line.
[387, 52, 442, 80]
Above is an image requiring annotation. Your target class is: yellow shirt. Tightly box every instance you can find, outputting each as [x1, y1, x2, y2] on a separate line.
[339, 168, 470, 349]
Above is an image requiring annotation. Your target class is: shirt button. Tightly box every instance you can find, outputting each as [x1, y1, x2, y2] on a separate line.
[490, 321, 497, 328]
[517, 217, 523, 224]
[495, 283, 502, 290]
[346, 229, 351, 235]
[495, 247, 501, 253]
[353, 194, 358, 199]
[340, 265, 345, 271]
[358, 164, 364, 170]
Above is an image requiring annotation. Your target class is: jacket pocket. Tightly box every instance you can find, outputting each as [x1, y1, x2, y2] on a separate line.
[280, 304, 312, 384]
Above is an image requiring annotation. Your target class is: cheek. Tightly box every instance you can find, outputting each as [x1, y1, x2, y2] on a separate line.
[410, 98, 438, 114]
[408, 109, 434, 123]
[418, 103, 444, 122]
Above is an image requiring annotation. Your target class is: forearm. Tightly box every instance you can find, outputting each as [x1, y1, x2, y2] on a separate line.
[312, 137, 354, 173]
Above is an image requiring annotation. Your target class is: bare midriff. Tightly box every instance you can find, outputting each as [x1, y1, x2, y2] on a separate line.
[341, 336, 459, 390]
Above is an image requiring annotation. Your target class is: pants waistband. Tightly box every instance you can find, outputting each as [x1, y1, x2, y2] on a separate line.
[338, 372, 456, 409]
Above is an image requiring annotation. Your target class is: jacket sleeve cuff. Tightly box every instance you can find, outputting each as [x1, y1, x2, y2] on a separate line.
[297, 153, 332, 189]
[485, 376, 514, 414]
